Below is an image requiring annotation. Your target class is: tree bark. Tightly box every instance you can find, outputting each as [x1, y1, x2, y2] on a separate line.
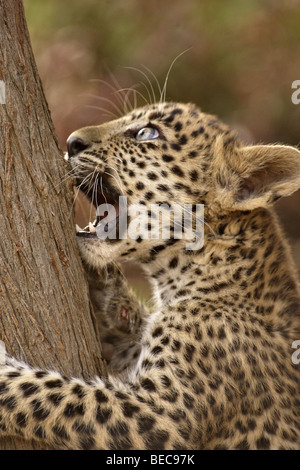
[0, 0, 105, 449]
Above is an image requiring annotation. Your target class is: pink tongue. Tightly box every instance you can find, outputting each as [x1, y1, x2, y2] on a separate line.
[114, 204, 119, 217]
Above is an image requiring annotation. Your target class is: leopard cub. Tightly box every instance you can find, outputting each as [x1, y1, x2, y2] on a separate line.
[0, 101, 299, 450]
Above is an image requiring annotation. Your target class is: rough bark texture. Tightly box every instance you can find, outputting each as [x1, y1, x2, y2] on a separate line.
[0, 0, 105, 449]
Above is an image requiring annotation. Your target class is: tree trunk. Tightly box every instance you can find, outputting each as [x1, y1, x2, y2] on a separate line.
[0, 0, 105, 449]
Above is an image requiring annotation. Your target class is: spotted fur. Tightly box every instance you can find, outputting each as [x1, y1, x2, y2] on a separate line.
[85, 262, 148, 376]
[0, 102, 300, 450]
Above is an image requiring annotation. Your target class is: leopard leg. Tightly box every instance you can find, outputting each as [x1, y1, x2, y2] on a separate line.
[84, 262, 149, 375]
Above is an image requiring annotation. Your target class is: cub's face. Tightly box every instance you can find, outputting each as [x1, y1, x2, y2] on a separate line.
[66, 102, 234, 267]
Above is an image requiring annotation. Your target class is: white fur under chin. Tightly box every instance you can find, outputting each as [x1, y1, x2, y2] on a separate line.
[77, 238, 118, 269]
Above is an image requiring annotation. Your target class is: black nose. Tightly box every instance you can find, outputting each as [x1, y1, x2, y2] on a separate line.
[67, 136, 90, 157]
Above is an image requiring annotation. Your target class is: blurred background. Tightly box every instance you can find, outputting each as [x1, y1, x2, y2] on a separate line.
[23, 0, 300, 298]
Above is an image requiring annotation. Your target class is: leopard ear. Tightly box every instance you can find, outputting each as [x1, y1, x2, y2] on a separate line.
[213, 136, 300, 211]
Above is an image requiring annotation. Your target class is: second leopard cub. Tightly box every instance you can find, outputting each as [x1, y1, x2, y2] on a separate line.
[0, 101, 299, 450]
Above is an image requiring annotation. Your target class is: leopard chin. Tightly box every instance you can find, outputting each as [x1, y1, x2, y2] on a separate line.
[76, 235, 119, 268]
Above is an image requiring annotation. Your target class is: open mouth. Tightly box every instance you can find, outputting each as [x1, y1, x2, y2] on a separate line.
[76, 178, 121, 239]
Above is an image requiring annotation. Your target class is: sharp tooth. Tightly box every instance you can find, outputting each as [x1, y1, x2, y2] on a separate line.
[89, 222, 96, 233]
[76, 224, 82, 232]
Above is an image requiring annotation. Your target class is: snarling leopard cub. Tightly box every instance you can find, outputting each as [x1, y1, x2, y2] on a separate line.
[0, 101, 300, 450]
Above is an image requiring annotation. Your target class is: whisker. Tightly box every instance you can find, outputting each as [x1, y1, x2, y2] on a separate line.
[104, 169, 124, 195]
[104, 154, 123, 165]
[54, 163, 82, 189]
[85, 95, 124, 117]
[160, 49, 191, 103]
[141, 65, 162, 103]
[88, 78, 129, 111]
[133, 88, 138, 109]
[85, 164, 98, 197]
[106, 167, 123, 191]
[124, 66, 157, 105]
[100, 176, 108, 206]
[89, 173, 99, 222]
[137, 80, 153, 106]
[73, 187, 91, 224]
[69, 172, 94, 218]
[106, 68, 132, 115]
[122, 88, 132, 115]
[117, 87, 150, 107]
[85, 104, 119, 120]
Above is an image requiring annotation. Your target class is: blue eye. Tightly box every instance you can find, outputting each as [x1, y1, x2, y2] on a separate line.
[135, 127, 159, 141]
